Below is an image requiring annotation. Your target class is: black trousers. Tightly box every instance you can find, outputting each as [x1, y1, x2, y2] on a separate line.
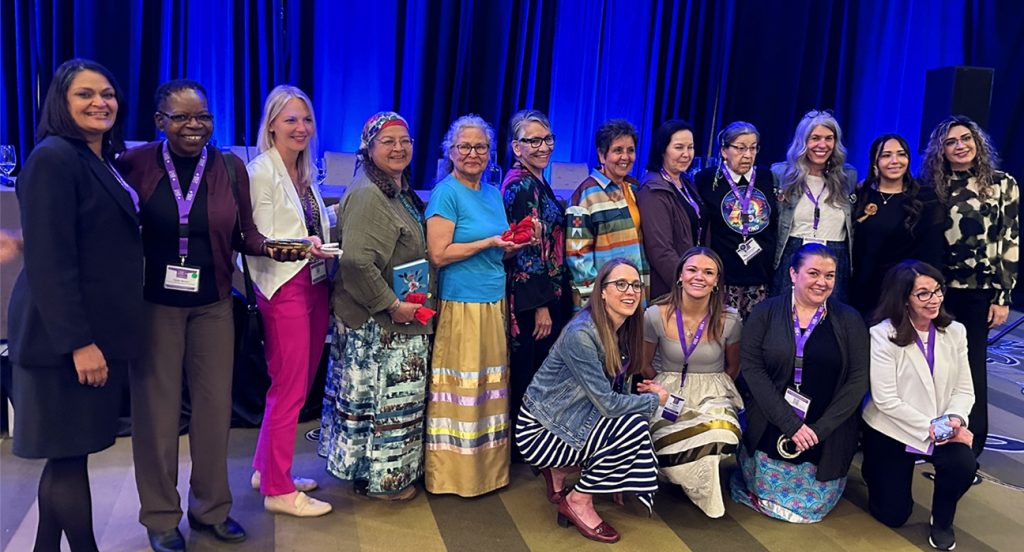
[862, 424, 975, 529]
[943, 288, 991, 459]
[508, 300, 569, 462]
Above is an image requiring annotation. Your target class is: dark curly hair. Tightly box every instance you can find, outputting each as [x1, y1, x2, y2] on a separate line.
[921, 115, 1001, 203]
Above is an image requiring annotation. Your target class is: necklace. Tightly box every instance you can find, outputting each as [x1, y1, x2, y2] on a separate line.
[878, 190, 901, 205]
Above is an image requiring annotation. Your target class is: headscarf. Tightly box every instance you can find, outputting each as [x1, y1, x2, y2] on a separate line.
[360, 111, 409, 151]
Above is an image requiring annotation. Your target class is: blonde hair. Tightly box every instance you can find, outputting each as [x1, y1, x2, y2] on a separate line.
[256, 85, 318, 187]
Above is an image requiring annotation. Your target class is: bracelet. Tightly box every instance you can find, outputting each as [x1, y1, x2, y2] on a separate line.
[386, 300, 401, 314]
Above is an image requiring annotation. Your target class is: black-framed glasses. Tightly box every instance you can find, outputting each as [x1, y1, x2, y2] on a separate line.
[727, 143, 759, 155]
[516, 135, 555, 149]
[913, 287, 945, 302]
[453, 143, 489, 155]
[375, 137, 414, 149]
[158, 111, 213, 125]
[604, 279, 643, 293]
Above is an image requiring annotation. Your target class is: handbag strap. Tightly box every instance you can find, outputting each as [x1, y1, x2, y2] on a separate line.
[223, 151, 259, 309]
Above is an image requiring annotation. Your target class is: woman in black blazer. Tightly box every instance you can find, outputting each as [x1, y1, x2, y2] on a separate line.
[6, 59, 143, 551]
[730, 243, 868, 523]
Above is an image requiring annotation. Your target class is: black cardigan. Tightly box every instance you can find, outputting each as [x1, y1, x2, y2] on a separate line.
[739, 293, 869, 481]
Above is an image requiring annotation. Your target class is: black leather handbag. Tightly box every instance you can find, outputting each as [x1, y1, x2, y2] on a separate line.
[224, 152, 271, 427]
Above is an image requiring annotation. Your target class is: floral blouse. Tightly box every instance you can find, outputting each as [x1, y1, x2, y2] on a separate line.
[501, 164, 568, 322]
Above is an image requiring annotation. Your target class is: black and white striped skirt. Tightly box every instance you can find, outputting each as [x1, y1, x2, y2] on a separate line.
[516, 406, 659, 512]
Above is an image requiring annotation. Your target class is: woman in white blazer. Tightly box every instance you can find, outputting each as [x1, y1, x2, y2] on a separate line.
[862, 260, 975, 551]
[245, 85, 333, 518]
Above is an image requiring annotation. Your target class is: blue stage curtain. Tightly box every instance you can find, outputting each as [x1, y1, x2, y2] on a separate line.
[2, 0, 1022, 185]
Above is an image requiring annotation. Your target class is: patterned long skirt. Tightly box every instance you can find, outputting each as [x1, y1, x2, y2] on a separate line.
[319, 317, 429, 496]
[729, 444, 846, 523]
[424, 299, 510, 497]
[650, 372, 743, 517]
[516, 407, 659, 513]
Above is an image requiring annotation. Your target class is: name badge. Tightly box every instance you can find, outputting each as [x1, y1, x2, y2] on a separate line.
[310, 259, 327, 284]
[784, 387, 811, 420]
[661, 393, 686, 422]
[736, 238, 763, 265]
[802, 237, 827, 246]
[164, 264, 200, 293]
[905, 443, 934, 456]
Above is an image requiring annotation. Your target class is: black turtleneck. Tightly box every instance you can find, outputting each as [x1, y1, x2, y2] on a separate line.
[139, 146, 219, 306]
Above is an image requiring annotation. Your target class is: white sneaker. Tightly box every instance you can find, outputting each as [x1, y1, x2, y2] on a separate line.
[264, 492, 332, 517]
[251, 470, 319, 492]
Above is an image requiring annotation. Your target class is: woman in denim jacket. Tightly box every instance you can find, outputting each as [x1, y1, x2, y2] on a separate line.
[516, 258, 669, 544]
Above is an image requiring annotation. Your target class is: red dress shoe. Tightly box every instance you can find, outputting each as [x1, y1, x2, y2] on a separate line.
[556, 499, 620, 544]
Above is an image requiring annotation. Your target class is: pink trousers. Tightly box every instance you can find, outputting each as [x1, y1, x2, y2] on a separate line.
[252, 265, 329, 496]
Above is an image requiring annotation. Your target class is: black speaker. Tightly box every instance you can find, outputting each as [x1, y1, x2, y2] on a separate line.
[919, 66, 994, 151]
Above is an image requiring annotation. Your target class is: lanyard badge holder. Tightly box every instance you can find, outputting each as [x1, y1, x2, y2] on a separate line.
[907, 324, 941, 455]
[662, 309, 708, 422]
[778, 299, 825, 459]
[723, 169, 763, 264]
[802, 185, 827, 246]
[161, 141, 208, 293]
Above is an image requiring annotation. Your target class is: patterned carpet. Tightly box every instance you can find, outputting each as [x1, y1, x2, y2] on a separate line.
[3, 320, 1024, 551]
[2, 418, 1021, 552]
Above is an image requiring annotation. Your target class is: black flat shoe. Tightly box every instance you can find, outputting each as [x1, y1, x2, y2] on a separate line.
[187, 512, 247, 543]
[147, 528, 186, 552]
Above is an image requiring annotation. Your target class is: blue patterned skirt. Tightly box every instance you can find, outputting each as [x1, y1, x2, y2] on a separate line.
[319, 317, 429, 496]
[729, 444, 845, 523]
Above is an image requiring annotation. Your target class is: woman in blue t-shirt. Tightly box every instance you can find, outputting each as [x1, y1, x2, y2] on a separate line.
[424, 114, 532, 497]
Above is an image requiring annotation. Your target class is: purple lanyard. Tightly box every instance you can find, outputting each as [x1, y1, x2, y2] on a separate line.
[662, 169, 703, 242]
[792, 301, 826, 391]
[914, 324, 937, 374]
[674, 309, 708, 384]
[161, 141, 208, 261]
[104, 161, 140, 213]
[804, 185, 824, 231]
[723, 168, 757, 236]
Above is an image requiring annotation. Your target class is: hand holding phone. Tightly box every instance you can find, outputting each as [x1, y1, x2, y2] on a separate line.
[930, 415, 955, 442]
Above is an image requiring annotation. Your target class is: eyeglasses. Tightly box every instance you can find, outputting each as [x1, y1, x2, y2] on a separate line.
[453, 143, 489, 155]
[942, 135, 974, 148]
[375, 137, 414, 149]
[604, 279, 643, 293]
[912, 287, 945, 302]
[516, 135, 556, 149]
[158, 111, 214, 125]
[727, 144, 759, 155]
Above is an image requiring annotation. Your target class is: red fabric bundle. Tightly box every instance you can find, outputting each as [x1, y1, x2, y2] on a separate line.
[414, 307, 436, 325]
[405, 292, 428, 304]
[501, 215, 534, 244]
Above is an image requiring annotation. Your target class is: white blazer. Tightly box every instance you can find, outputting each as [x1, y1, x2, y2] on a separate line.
[862, 319, 975, 452]
[244, 148, 331, 299]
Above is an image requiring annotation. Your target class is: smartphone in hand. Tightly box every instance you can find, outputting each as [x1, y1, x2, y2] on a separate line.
[931, 415, 954, 442]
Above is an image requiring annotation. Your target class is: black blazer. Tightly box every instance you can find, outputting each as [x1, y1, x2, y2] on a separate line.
[739, 293, 869, 481]
[7, 136, 144, 366]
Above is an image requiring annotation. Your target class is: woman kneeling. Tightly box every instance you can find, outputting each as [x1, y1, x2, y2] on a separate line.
[516, 259, 668, 544]
[862, 260, 975, 551]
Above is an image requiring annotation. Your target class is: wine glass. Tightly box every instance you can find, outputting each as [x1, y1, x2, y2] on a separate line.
[315, 156, 328, 187]
[0, 145, 15, 185]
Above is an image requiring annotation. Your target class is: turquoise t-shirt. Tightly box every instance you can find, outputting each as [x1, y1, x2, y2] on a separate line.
[425, 174, 508, 303]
